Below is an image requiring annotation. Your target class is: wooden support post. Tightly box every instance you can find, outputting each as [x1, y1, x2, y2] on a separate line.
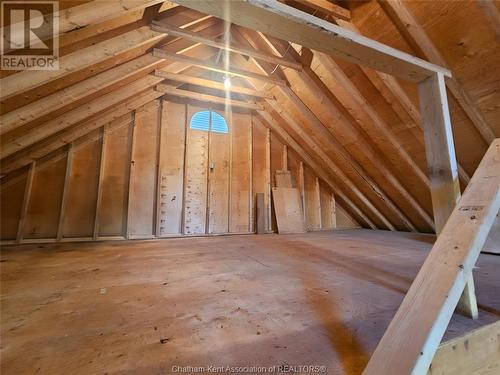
[265, 128, 272, 231]
[256, 193, 266, 234]
[315, 177, 322, 229]
[282, 144, 288, 170]
[93, 128, 107, 240]
[419, 72, 478, 319]
[16, 161, 36, 243]
[299, 161, 306, 221]
[57, 145, 74, 241]
[363, 138, 500, 375]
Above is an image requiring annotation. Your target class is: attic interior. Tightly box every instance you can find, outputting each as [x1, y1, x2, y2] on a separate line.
[1, 0, 499, 374]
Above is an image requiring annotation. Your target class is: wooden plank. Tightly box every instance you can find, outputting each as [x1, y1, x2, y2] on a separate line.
[153, 49, 287, 86]
[98, 121, 133, 237]
[56, 146, 74, 240]
[208, 110, 230, 233]
[379, 0, 496, 143]
[319, 181, 334, 230]
[157, 101, 186, 236]
[2, 76, 162, 159]
[272, 187, 306, 234]
[156, 84, 264, 110]
[1, 27, 166, 101]
[252, 117, 271, 233]
[155, 70, 273, 98]
[172, 0, 451, 82]
[24, 157, 66, 239]
[419, 72, 478, 318]
[304, 166, 321, 231]
[298, 0, 350, 20]
[127, 100, 160, 237]
[363, 138, 500, 375]
[257, 110, 376, 229]
[230, 112, 252, 232]
[184, 105, 209, 234]
[275, 170, 293, 188]
[281, 144, 288, 170]
[93, 129, 107, 239]
[428, 320, 500, 375]
[1, 90, 161, 176]
[256, 193, 266, 234]
[15, 163, 35, 242]
[151, 20, 302, 70]
[62, 138, 102, 238]
[4, 0, 169, 48]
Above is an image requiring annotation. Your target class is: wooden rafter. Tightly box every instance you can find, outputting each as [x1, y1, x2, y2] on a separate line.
[0, 91, 156, 176]
[378, 0, 496, 144]
[155, 83, 264, 110]
[1, 26, 167, 101]
[152, 49, 287, 86]
[0, 17, 223, 136]
[256, 112, 376, 229]
[2, 76, 162, 159]
[171, 0, 450, 81]
[293, 0, 350, 21]
[239, 27, 435, 231]
[151, 20, 302, 70]
[154, 70, 273, 98]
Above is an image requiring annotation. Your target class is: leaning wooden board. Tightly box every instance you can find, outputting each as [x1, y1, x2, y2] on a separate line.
[272, 187, 306, 234]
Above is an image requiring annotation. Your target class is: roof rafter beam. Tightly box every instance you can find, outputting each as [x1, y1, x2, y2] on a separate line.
[171, 0, 450, 82]
[152, 48, 287, 86]
[151, 20, 302, 70]
[155, 83, 264, 110]
[237, 26, 436, 231]
[255, 111, 376, 229]
[154, 70, 274, 98]
[378, 0, 496, 144]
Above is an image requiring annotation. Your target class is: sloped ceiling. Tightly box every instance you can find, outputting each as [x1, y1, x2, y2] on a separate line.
[1, 0, 498, 233]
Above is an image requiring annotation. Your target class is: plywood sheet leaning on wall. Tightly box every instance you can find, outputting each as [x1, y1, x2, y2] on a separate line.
[272, 187, 306, 234]
[0, 172, 27, 240]
[158, 101, 186, 236]
[24, 156, 67, 239]
[184, 105, 209, 235]
[62, 138, 101, 238]
[230, 112, 252, 233]
[127, 100, 159, 238]
[208, 110, 230, 234]
[98, 120, 133, 237]
[252, 117, 271, 232]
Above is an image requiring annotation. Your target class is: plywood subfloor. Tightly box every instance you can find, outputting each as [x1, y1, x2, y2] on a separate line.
[1, 230, 499, 375]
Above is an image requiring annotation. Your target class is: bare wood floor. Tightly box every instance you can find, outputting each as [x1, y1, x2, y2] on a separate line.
[1, 230, 499, 375]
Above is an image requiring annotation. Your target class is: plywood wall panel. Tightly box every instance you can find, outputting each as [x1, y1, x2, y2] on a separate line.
[252, 117, 271, 232]
[128, 100, 160, 238]
[62, 139, 102, 238]
[24, 157, 66, 239]
[230, 112, 252, 233]
[158, 101, 186, 236]
[208, 110, 230, 234]
[0, 174, 27, 240]
[98, 121, 132, 237]
[184, 105, 209, 234]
